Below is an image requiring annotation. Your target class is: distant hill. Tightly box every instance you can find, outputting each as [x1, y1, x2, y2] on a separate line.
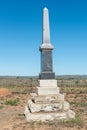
[0, 75, 87, 80]
[56, 75, 87, 79]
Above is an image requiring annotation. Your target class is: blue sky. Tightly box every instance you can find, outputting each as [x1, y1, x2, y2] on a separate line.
[0, 0, 87, 76]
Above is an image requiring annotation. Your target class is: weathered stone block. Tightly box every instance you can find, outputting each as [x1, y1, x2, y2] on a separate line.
[24, 107, 72, 122]
[39, 79, 57, 87]
[36, 86, 59, 95]
[67, 110, 75, 119]
[33, 94, 64, 104]
[26, 99, 70, 113]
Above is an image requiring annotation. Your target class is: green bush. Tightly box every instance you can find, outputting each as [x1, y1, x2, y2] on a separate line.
[5, 99, 19, 106]
[0, 106, 4, 109]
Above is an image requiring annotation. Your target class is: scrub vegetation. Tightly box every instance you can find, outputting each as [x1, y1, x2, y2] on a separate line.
[0, 76, 87, 130]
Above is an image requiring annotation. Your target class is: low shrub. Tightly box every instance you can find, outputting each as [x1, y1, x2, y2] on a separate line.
[5, 99, 19, 106]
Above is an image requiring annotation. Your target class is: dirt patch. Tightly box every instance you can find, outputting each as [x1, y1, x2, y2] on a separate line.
[0, 88, 11, 97]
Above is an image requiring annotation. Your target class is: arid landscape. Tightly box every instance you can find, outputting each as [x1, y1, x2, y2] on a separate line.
[0, 76, 87, 130]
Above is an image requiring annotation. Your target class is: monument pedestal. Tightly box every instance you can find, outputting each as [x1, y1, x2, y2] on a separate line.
[24, 79, 75, 121]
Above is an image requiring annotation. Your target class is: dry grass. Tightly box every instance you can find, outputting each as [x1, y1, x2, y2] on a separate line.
[0, 77, 87, 130]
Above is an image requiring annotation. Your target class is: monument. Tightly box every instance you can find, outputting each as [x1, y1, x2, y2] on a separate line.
[39, 7, 55, 79]
[24, 8, 75, 121]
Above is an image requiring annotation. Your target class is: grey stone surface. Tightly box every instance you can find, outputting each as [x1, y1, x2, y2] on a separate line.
[39, 72, 55, 79]
[39, 50, 55, 79]
[41, 50, 53, 72]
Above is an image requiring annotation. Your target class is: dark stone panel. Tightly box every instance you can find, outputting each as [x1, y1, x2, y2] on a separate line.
[39, 72, 55, 79]
[41, 50, 53, 72]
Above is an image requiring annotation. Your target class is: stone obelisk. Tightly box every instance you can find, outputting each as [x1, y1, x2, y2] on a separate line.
[24, 7, 75, 121]
[39, 8, 55, 79]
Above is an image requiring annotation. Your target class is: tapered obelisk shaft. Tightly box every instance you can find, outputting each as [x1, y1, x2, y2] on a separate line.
[39, 8, 55, 79]
[40, 8, 53, 49]
[43, 8, 50, 43]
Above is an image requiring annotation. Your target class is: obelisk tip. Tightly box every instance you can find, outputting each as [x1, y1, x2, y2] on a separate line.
[44, 7, 48, 11]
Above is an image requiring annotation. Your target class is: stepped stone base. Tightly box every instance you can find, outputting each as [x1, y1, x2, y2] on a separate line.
[24, 106, 75, 121]
[24, 79, 75, 121]
[26, 99, 70, 113]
